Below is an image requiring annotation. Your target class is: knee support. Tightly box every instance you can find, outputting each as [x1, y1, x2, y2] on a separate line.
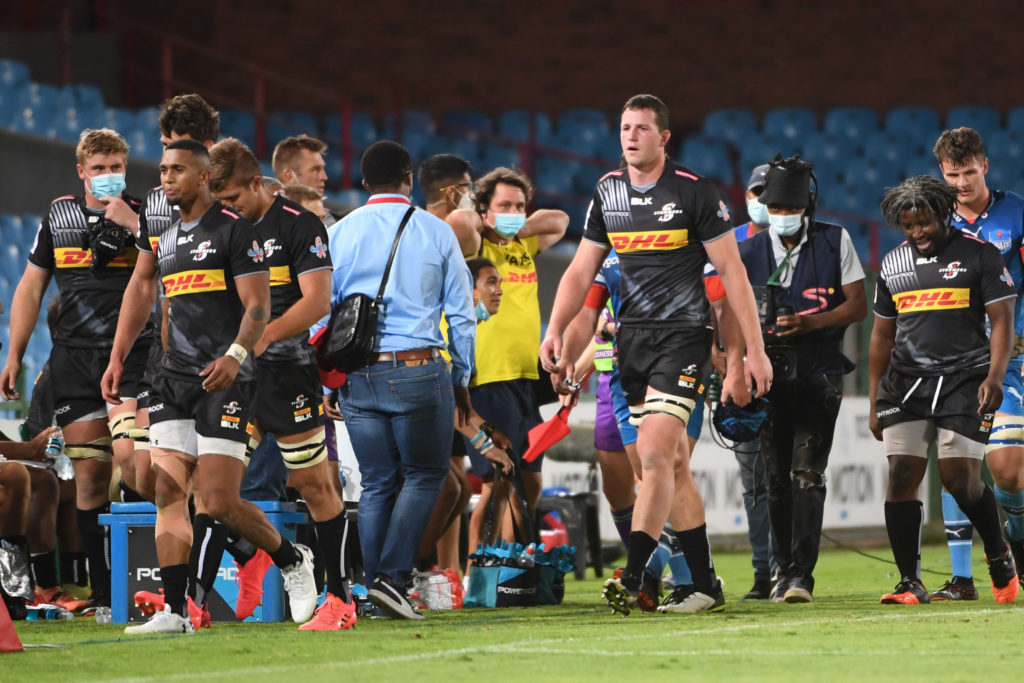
[628, 393, 696, 428]
[108, 414, 135, 441]
[66, 437, 114, 462]
[986, 415, 1024, 453]
[279, 433, 328, 470]
[242, 435, 260, 468]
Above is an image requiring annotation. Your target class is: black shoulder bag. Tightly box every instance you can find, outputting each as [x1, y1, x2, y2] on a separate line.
[317, 206, 416, 372]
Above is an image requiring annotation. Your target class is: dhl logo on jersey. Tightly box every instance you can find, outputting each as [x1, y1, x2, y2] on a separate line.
[504, 271, 538, 284]
[609, 229, 688, 253]
[893, 287, 970, 313]
[148, 236, 160, 252]
[54, 247, 138, 268]
[270, 265, 292, 287]
[162, 269, 227, 297]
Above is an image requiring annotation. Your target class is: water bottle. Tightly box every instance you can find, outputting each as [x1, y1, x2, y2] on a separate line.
[517, 543, 536, 568]
[94, 606, 112, 624]
[27, 606, 73, 620]
[45, 420, 73, 481]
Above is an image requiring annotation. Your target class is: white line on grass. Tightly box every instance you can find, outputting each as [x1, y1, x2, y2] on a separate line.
[101, 607, 1020, 682]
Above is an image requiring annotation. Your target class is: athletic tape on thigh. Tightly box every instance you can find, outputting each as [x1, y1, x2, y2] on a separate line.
[128, 426, 150, 449]
[278, 432, 328, 470]
[65, 436, 114, 461]
[242, 435, 260, 468]
[627, 393, 695, 427]
[108, 414, 135, 441]
[986, 415, 1024, 452]
[936, 428, 986, 460]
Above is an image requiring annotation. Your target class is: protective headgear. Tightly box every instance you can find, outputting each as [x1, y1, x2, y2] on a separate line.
[713, 397, 769, 443]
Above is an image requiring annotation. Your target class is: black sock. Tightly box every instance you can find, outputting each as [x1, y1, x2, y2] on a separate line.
[187, 514, 229, 606]
[118, 479, 147, 503]
[161, 564, 189, 617]
[959, 486, 1007, 560]
[885, 501, 923, 581]
[60, 552, 88, 587]
[75, 504, 110, 604]
[31, 551, 59, 589]
[269, 538, 302, 569]
[623, 531, 659, 591]
[315, 511, 351, 601]
[226, 534, 256, 566]
[674, 524, 717, 593]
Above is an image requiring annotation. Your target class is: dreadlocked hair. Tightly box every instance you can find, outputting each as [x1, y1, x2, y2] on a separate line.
[879, 175, 958, 227]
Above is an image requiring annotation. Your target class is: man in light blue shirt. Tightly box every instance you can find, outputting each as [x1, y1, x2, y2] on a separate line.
[313, 140, 474, 619]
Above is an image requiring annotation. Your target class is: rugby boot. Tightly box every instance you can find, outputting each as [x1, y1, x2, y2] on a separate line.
[124, 604, 194, 635]
[601, 577, 639, 616]
[986, 543, 1020, 604]
[34, 586, 90, 613]
[299, 592, 358, 631]
[636, 571, 662, 613]
[658, 579, 725, 614]
[234, 548, 273, 620]
[880, 578, 930, 604]
[931, 576, 978, 601]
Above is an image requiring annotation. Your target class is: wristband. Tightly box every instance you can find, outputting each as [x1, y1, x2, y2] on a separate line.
[225, 343, 248, 365]
[479, 438, 494, 455]
[470, 429, 487, 449]
[481, 422, 496, 437]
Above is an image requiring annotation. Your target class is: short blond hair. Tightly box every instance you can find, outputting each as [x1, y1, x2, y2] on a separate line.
[280, 183, 323, 204]
[76, 128, 129, 165]
[272, 135, 327, 178]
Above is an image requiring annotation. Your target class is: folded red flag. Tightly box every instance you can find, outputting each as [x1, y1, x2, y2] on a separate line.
[522, 369, 593, 462]
[309, 326, 347, 389]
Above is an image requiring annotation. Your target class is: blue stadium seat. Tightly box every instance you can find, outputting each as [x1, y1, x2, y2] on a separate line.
[879, 225, 906, 255]
[322, 111, 378, 152]
[103, 108, 140, 137]
[0, 59, 30, 89]
[442, 109, 493, 136]
[219, 109, 257, 149]
[328, 188, 370, 209]
[533, 156, 579, 197]
[573, 164, 606, 195]
[382, 109, 436, 139]
[861, 131, 914, 169]
[0, 80, 29, 127]
[680, 137, 733, 185]
[12, 105, 58, 138]
[126, 129, 162, 163]
[1, 244, 23, 281]
[1007, 107, 1024, 137]
[738, 134, 798, 178]
[558, 108, 610, 131]
[986, 129, 1024, 166]
[266, 110, 320, 148]
[763, 107, 817, 142]
[134, 107, 161, 144]
[702, 108, 757, 146]
[440, 137, 482, 170]
[555, 119, 607, 156]
[843, 157, 900, 202]
[59, 84, 105, 115]
[497, 109, 554, 145]
[946, 105, 1001, 140]
[884, 107, 940, 137]
[801, 133, 857, 187]
[899, 151, 940, 181]
[823, 106, 878, 143]
[480, 143, 522, 171]
[400, 130, 434, 161]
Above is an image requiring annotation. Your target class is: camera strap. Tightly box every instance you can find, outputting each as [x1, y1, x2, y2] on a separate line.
[766, 246, 797, 287]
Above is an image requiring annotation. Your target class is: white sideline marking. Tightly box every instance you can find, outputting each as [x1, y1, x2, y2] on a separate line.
[103, 607, 1020, 682]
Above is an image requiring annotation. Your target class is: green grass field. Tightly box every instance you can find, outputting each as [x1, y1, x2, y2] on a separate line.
[4, 543, 1023, 682]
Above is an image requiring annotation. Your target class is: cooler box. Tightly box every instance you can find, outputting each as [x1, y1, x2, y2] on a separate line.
[100, 501, 307, 624]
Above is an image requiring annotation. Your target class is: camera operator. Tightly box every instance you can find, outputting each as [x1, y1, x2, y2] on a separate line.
[736, 154, 867, 603]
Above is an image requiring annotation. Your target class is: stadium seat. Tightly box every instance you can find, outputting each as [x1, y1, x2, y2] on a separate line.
[702, 108, 758, 146]
[400, 130, 434, 162]
[497, 109, 554, 145]
[480, 143, 523, 171]
[219, 109, 257, 149]
[382, 109, 436, 139]
[884, 106, 940, 137]
[59, 84, 105, 116]
[0, 59, 30, 90]
[555, 110, 610, 157]
[762, 107, 817, 142]
[441, 109, 493, 137]
[0, 80, 29, 127]
[739, 134, 798, 178]
[801, 132, 858, 185]
[126, 129, 162, 163]
[986, 129, 1024, 165]
[946, 105, 1001, 140]
[328, 188, 370, 209]
[861, 131, 913, 169]
[266, 110, 320, 148]
[596, 133, 622, 165]
[680, 137, 734, 185]
[12, 105, 58, 139]
[900, 151, 940, 181]
[1007, 107, 1024, 137]
[322, 111, 378, 152]
[573, 163, 606, 195]
[103, 107, 141, 137]
[823, 106, 879, 143]
[533, 156, 579, 197]
[843, 157, 900, 200]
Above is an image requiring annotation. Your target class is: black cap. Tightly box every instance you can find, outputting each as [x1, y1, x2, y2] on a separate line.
[758, 156, 812, 208]
[747, 164, 769, 192]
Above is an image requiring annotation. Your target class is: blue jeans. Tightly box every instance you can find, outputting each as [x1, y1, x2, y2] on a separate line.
[240, 432, 288, 502]
[733, 439, 776, 581]
[339, 356, 453, 586]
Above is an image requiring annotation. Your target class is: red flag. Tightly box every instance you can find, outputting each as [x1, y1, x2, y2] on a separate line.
[0, 599, 23, 653]
[309, 327, 347, 389]
[522, 369, 593, 462]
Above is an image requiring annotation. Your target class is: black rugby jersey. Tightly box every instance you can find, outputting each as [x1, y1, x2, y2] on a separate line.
[582, 160, 731, 327]
[254, 195, 332, 364]
[155, 202, 268, 382]
[137, 186, 180, 329]
[28, 194, 154, 347]
[875, 230, 1016, 375]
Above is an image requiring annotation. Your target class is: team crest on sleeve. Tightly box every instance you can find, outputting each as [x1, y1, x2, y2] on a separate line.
[1002, 267, 1014, 286]
[310, 236, 328, 259]
[247, 241, 265, 263]
[718, 200, 730, 222]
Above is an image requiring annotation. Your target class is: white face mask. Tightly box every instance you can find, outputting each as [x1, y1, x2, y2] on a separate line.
[454, 188, 475, 211]
[768, 212, 805, 237]
[747, 198, 770, 227]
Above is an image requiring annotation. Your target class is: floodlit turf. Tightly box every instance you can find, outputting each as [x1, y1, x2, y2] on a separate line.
[4, 543, 1023, 682]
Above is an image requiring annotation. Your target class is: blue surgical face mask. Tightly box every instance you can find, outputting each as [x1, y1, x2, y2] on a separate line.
[768, 212, 805, 237]
[474, 300, 491, 322]
[88, 173, 126, 200]
[747, 198, 770, 227]
[493, 213, 526, 239]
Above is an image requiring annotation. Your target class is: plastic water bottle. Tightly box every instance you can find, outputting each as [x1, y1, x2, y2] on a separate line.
[45, 420, 73, 481]
[26, 605, 73, 620]
[517, 543, 536, 568]
[94, 606, 112, 624]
